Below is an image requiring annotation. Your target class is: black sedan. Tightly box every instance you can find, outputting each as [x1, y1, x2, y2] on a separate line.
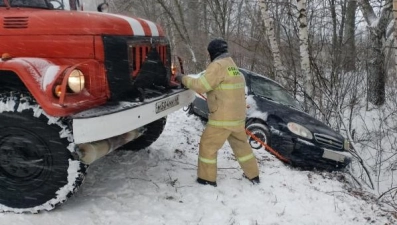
[189, 68, 352, 171]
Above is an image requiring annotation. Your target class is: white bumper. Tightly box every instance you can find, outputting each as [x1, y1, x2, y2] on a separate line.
[72, 89, 195, 144]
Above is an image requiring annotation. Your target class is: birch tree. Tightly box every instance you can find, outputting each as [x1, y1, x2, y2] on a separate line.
[393, 0, 397, 75]
[297, 0, 315, 115]
[358, 0, 393, 106]
[258, 0, 288, 86]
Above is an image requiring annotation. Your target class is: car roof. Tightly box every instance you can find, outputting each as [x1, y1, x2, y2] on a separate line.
[192, 68, 285, 90]
[239, 68, 284, 88]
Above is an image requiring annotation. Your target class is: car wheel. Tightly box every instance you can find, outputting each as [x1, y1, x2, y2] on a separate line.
[119, 117, 167, 151]
[246, 121, 271, 150]
[0, 93, 86, 213]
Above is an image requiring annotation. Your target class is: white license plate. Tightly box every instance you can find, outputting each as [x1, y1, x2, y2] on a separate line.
[322, 149, 346, 162]
[155, 95, 179, 114]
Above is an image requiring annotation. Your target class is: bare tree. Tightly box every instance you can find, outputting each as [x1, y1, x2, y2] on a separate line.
[258, 0, 288, 86]
[358, 0, 393, 106]
[297, 0, 315, 115]
[393, 0, 397, 76]
[155, 0, 205, 71]
[343, 0, 357, 72]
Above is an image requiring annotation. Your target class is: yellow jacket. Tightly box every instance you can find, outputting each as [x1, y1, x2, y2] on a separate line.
[182, 56, 246, 131]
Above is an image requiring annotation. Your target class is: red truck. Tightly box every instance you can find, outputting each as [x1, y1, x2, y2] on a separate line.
[0, 0, 194, 213]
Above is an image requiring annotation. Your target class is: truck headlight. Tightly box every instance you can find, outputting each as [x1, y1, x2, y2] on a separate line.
[287, 122, 313, 139]
[68, 69, 85, 93]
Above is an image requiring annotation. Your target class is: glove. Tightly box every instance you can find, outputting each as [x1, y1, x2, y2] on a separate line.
[175, 73, 186, 83]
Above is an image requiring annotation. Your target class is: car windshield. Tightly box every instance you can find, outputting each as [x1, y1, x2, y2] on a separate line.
[250, 74, 302, 110]
[0, 0, 50, 8]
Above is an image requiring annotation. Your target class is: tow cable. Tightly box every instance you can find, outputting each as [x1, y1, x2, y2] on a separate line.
[196, 93, 290, 163]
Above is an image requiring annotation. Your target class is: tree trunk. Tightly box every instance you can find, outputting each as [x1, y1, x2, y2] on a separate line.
[358, 0, 392, 106]
[367, 31, 386, 105]
[393, 1, 397, 78]
[344, 0, 357, 72]
[330, 0, 339, 81]
[297, 0, 315, 115]
[258, 0, 287, 86]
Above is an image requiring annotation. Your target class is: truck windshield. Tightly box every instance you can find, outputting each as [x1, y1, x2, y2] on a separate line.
[0, 0, 51, 9]
[45, 0, 82, 10]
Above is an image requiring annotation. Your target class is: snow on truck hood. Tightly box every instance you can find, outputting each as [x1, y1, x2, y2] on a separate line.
[1, 9, 163, 36]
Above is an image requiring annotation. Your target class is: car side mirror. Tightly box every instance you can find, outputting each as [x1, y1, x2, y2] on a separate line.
[97, 2, 109, 12]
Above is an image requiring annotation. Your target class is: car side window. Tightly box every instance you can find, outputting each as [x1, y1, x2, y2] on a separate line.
[250, 75, 302, 110]
[251, 76, 273, 99]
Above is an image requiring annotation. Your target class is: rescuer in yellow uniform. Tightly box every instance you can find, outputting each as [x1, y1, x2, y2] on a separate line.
[176, 38, 260, 186]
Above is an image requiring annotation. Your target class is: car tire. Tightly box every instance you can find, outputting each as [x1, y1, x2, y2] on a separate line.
[119, 117, 167, 151]
[0, 93, 86, 213]
[246, 120, 271, 150]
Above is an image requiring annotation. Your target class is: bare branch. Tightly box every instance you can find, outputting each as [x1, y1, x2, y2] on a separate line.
[357, 0, 378, 26]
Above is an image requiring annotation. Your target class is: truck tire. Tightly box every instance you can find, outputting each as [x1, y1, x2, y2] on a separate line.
[120, 117, 167, 151]
[0, 93, 86, 213]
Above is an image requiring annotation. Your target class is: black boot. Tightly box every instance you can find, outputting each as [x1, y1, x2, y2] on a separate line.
[197, 178, 217, 187]
[243, 174, 260, 184]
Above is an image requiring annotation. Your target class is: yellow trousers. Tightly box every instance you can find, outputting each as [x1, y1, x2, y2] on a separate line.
[198, 125, 259, 182]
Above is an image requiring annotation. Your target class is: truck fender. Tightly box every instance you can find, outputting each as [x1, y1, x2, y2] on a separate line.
[0, 57, 68, 111]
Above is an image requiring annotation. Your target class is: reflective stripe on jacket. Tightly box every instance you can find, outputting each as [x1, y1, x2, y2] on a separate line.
[182, 57, 246, 130]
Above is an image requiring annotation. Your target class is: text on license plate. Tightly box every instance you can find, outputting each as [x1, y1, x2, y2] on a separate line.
[155, 95, 179, 114]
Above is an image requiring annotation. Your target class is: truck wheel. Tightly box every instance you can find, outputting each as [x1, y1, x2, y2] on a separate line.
[0, 93, 86, 213]
[120, 117, 167, 151]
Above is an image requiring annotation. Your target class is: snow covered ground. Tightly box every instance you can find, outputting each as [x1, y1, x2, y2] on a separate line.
[0, 109, 395, 225]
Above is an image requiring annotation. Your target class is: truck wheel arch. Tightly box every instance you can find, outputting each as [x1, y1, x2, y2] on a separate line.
[0, 58, 66, 116]
[0, 70, 29, 93]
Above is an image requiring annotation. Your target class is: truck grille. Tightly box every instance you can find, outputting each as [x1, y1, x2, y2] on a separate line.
[3, 17, 29, 29]
[129, 45, 167, 77]
[314, 133, 343, 149]
[103, 35, 171, 101]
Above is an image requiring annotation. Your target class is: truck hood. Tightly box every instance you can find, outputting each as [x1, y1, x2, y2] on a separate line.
[0, 8, 163, 36]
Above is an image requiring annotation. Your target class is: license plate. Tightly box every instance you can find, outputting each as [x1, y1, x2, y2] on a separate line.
[155, 95, 179, 114]
[322, 149, 346, 162]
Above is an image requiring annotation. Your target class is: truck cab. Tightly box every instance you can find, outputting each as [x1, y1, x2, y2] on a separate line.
[0, 0, 194, 213]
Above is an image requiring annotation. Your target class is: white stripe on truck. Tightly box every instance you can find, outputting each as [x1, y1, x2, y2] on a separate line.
[142, 19, 159, 36]
[108, 14, 146, 36]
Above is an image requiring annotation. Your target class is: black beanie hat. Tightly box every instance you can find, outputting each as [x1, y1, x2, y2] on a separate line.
[207, 38, 228, 62]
